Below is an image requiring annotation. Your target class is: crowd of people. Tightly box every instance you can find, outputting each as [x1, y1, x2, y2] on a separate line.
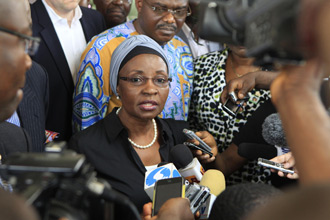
[1, 0, 330, 219]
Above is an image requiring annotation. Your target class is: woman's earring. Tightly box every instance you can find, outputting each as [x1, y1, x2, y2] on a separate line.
[116, 96, 120, 100]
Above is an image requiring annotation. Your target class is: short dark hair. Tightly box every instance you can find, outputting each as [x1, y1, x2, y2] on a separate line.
[209, 183, 281, 220]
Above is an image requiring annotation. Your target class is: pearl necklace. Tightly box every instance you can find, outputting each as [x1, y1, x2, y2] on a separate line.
[116, 107, 157, 149]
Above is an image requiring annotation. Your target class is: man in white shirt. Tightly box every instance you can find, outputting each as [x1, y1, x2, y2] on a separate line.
[177, 0, 222, 58]
[31, 0, 106, 141]
[42, 0, 87, 82]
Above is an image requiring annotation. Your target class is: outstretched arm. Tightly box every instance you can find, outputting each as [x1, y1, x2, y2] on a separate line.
[271, 60, 330, 184]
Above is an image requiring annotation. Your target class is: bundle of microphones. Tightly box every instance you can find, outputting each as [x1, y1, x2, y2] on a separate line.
[144, 144, 226, 219]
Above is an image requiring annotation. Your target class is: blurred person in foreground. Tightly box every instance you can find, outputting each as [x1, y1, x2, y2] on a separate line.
[0, 0, 41, 219]
[268, 0, 330, 184]
[219, 0, 330, 185]
[0, 0, 33, 122]
[142, 198, 194, 220]
[0, 188, 40, 220]
[246, 183, 330, 220]
[208, 183, 281, 220]
[5, 0, 49, 152]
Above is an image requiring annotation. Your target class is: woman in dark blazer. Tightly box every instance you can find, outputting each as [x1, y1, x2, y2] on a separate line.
[69, 35, 217, 219]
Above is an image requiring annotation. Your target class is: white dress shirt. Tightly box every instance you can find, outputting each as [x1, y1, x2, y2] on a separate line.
[42, 0, 87, 83]
[181, 23, 222, 59]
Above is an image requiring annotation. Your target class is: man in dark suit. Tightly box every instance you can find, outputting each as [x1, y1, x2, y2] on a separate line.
[0, 122, 32, 160]
[0, 0, 39, 196]
[5, 1, 49, 152]
[31, 0, 106, 141]
[17, 61, 49, 152]
[0, 1, 32, 123]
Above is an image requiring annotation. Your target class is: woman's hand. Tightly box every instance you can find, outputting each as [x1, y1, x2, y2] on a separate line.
[270, 152, 299, 179]
[221, 70, 278, 104]
[221, 71, 258, 104]
[141, 198, 194, 220]
[190, 131, 218, 164]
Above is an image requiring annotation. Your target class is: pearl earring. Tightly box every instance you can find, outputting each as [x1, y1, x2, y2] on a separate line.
[116, 96, 120, 100]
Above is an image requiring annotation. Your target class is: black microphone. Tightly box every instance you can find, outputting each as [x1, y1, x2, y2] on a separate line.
[262, 113, 288, 147]
[169, 144, 194, 169]
[169, 144, 205, 183]
[238, 143, 278, 160]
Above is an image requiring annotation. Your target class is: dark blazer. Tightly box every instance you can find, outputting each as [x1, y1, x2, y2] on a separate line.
[17, 61, 49, 152]
[69, 108, 189, 218]
[0, 122, 32, 161]
[31, 0, 106, 141]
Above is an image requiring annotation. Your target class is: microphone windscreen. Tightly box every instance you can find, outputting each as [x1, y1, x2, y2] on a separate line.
[200, 169, 225, 196]
[169, 144, 194, 169]
[262, 113, 288, 147]
[238, 143, 278, 160]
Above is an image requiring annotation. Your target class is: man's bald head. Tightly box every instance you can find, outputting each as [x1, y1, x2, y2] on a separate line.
[0, 0, 26, 26]
[0, 0, 32, 121]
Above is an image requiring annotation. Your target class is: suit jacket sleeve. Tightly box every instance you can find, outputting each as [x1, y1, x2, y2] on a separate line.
[0, 122, 32, 160]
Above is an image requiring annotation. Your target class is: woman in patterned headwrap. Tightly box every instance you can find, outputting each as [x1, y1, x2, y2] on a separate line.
[69, 35, 217, 218]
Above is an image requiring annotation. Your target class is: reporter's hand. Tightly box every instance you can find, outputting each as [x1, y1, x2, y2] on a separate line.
[270, 152, 299, 179]
[157, 198, 194, 220]
[190, 131, 218, 164]
[221, 71, 258, 104]
[142, 202, 153, 220]
[142, 200, 199, 220]
[142, 198, 194, 220]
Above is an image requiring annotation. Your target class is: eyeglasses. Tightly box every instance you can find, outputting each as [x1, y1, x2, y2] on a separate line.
[119, 76, 172, 87]
[143, 0, 191, 19]
[0, 27, 40, 56]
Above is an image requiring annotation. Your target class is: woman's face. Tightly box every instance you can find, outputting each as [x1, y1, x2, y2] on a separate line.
[116, 53, 169, 120]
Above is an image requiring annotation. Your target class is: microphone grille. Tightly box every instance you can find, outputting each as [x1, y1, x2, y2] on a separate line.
[169, 144, 194, 169]
[200, 169, 226, 196]
[262, 113, 288, 147]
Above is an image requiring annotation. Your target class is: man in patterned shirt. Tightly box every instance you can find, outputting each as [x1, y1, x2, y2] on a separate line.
[73, 0, 193, 132]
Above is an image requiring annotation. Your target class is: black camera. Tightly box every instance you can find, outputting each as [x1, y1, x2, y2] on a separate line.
[198, 0, 303, 65]
[0, 142, 140, 220]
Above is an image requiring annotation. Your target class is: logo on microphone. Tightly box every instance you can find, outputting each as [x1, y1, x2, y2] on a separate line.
[145, 167, 180, 186]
